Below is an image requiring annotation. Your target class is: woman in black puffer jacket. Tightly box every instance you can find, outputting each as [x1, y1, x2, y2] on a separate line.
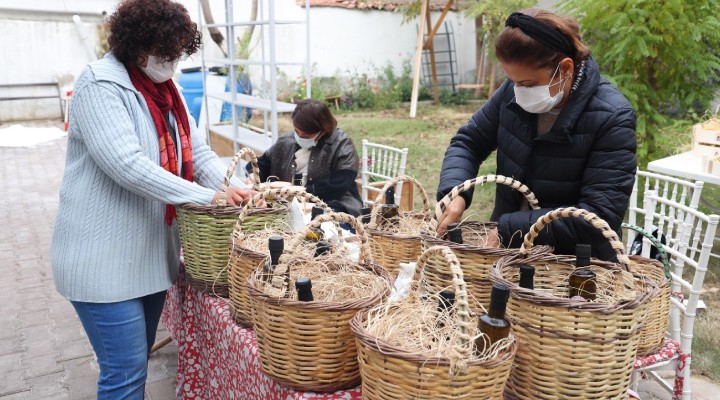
[436, 8, 637, 261]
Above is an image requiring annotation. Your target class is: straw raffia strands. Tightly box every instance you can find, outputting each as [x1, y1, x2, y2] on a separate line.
[178, 148, 288, 297]
[246, 212, 392, 392]
[366, 175, 433, 273]
[351, 245, 516, 399]
[623, 223, 672, 356]
[226, 187, 329, 326]
[489, 207, 660, 400]
[423, 175, 552, 310]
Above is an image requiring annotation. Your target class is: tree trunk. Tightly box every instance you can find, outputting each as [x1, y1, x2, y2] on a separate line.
[474, 16, 484, 98]
[200, 0, 226, 57]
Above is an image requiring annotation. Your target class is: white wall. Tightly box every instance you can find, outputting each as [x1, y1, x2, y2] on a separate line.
[0, 0, 116, 121]
[179, 0, 477, 89]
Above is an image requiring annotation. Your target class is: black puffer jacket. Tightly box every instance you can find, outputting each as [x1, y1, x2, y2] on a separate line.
[250, 128, 363, 216]
[437, 57, 637, 260]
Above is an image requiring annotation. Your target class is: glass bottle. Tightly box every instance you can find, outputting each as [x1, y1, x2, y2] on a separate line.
[262, 236, 284, 284]
[476, 284, 511, 353]
[381, 186, 399, 224]
[293, 172, 304, 186]
[569, 244, 597, 300]
[296, 277, 314, 302]
[436, 290, 456, 329]
[311, 206, 324, 221]
[446, 223, 463, 244]
[519, 264, 535, 290]
[314, 240, 331, 257]
[360, 207, 372, 225]
[305, 228, 324, 242]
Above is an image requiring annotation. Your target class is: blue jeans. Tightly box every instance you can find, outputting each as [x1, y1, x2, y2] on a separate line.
[71, 290, 167, 400]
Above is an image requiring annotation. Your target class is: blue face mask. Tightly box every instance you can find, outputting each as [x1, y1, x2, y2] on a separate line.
[293, 130, 318, 149]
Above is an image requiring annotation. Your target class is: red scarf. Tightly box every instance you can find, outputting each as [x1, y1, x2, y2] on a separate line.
[128, 66, 194, 225]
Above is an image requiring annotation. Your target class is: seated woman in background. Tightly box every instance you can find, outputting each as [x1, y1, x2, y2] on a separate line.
[249, 98, 363, 216]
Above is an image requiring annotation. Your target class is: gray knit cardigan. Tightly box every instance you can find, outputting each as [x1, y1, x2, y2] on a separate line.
[51, 53, 244, 302]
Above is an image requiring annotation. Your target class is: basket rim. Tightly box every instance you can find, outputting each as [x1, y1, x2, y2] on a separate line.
[350, 309, 517, 367]
[245, 262, 392, 311]
[628, 255, 672, 287]
[491, 253, 659, 313]
[228, 235, 268, 259]
[178, 203, 287, 216]
[366, 211, 433, 239]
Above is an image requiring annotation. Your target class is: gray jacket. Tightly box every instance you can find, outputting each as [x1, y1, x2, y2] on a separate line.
[252, 128, 362, 216]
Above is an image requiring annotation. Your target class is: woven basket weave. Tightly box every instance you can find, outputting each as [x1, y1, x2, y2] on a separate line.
[490, 207, 658, 400]
[351, 245, 517, 399]
[246, 212, 392, 392]
[227, 187, 330, 327]
[423, 175, 552, 310]
[623, 223, 671, 356]
[177, 148, 287, 297]
[366, 175, 432, 274]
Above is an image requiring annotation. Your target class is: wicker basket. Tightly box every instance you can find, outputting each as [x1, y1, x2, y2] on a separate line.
[490, 207, 659, 400]
[366, 175, 432, 274]
[351, 245, 517, 399]
[177, 148, 287, 297]
[423, 175, 552, 310]
[246, 212, 392, 392]
[227, 187, 330, 327]
[623, 223, 671, 356]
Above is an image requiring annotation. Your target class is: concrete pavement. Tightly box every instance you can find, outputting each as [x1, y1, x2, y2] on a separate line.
[0, 126, 177, 400]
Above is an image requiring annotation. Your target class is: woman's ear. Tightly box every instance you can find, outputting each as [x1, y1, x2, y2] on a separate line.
[137, 54, 149, 68]
[560, 57, 575, 80]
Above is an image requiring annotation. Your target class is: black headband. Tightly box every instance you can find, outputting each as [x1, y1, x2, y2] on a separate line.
[505, 12, 575, 56]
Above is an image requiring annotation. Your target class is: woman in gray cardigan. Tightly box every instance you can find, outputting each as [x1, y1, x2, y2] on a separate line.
[50, 0, 255, 397]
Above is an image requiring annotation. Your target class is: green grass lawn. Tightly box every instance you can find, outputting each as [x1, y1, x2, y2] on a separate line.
[332, 103, 720, 383]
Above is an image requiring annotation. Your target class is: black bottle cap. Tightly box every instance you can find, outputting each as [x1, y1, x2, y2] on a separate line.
[446, 223, 463, 243]
[438, 290, 455, 311]
[488, 283, 510, 312]
[360, 207, 372, 224]
[315, 240, 331, 257]
[575, 244, 591, 267]
[385, 186, 395, 205]
[519, 264, 535, 277]
[296, 277, 313, 301]
[268, 236, 284, 265]
[311, 206, 324, 221]
[293, 172, 303, 184]
[519, 264, 535, 290]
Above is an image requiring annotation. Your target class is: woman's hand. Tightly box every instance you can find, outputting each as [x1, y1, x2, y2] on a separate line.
[212, 187, 265, 207]
[436, 196, 466, 236]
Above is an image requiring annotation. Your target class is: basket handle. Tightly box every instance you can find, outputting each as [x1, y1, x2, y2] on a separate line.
[621, 223, 671, 282]
[430, 175, 540, 231]
[285, 211, 372, 264]
[217, 148, 261, 206]
[230, 187, 331, 240]
[368, 175, 431, 229]
[521, 207, 631, 270]
[414, 245, 472, 357]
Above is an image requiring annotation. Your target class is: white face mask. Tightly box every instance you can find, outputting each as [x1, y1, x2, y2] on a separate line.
[293, 130, 319, 149]
[141, 55, 179, 83]
[513, 64, 567, 114]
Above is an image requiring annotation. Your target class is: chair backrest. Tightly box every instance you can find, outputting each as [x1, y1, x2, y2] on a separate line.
[626, 169, 704, 252]
[643, 191, 718, 355]
[360, 139, 409, 207]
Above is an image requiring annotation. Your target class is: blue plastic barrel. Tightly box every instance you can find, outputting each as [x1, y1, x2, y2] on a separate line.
[179, 71, 205, 125]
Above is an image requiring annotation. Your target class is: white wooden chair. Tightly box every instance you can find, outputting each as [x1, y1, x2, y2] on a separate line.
[631, 190, 719, 400]
[625, 169, 704, 254]
[360, 139, 408, 207]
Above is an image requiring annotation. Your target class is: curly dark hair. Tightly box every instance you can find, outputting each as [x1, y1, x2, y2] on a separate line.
[108, 0, 202, 66]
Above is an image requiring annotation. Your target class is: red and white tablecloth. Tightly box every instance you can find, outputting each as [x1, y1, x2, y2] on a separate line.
[161, 270, 363, 400]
